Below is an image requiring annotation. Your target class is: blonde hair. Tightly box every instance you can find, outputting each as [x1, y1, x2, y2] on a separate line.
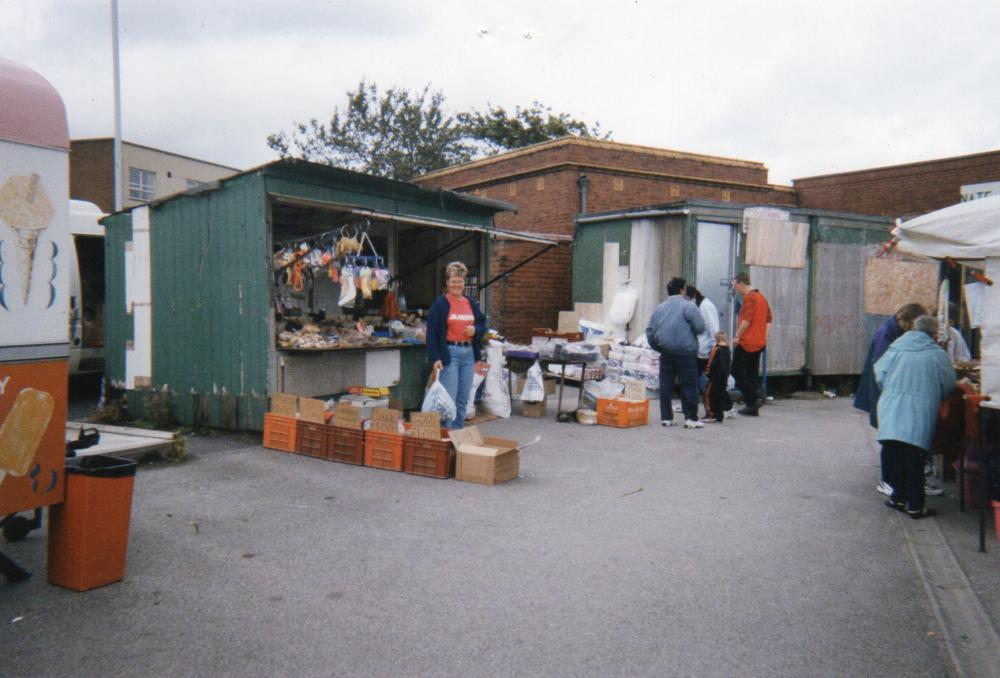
[445, 261, 468, 279]
[715, 330, 729, 344]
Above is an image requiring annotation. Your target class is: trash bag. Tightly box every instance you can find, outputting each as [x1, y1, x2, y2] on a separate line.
[482, 342, 511, 418]
[466, 371, 486, 420]
[422, 372, 457, 423]
[520, 361, 546, 402]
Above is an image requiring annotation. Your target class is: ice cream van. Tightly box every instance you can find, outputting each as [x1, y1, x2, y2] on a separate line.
[0, 57, 71, 527]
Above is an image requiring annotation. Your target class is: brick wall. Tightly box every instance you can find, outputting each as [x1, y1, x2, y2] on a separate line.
[794, 150, 1000, 219]
[415, 138, 795, 341]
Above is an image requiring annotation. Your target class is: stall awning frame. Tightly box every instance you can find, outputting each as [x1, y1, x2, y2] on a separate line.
[268, 193, 558, 246]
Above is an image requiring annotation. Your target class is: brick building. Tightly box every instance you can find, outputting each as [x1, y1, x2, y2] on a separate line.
[414, 137, 795, 340]
[70, 138, 239, 213]
[794, 149, 1000, 220]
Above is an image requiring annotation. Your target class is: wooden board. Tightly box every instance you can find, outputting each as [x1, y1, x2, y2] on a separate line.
[863, 257, 939, 315]
[744, 218, 808, 269]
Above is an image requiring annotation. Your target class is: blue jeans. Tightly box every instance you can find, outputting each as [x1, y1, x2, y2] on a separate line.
[439, 344, 475, 429]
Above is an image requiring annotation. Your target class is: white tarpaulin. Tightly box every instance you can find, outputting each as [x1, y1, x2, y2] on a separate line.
[894, 197, 1000, 398]
[894, 195, 1000, 260]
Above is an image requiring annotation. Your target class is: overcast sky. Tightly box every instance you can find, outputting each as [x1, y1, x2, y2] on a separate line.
[3, 0, 998, 185]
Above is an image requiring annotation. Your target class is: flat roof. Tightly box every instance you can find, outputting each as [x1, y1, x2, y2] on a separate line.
[417, 136, 768, 182]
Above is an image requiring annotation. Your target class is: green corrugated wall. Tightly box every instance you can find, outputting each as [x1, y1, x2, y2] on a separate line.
[102, 211, 132, 389]
[103, 162, 509, 431]
[572, 219, 631, 303]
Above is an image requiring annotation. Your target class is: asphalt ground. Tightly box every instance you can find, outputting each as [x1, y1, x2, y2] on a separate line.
[2, 397, 998, 677]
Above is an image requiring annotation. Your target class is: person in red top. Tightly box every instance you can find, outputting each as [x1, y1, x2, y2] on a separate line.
[731, 271, 772, 416]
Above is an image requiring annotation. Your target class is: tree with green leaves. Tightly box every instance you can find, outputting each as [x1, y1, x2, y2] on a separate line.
[457, 102, 609, 156]
[267, 80, 610, 181]
[266, 80, 472, 181]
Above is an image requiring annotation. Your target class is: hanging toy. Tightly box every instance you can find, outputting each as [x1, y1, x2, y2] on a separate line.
[336, 224, 362, 259]
[328, 260, 340, 283]
[290, 259, 306, 292]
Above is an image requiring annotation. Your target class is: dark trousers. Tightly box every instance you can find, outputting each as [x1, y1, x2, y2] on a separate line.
[659, 352, 699, 422]
[882, 440, 926, 511]
[732, 346, 762, 411]
[705, 375, 732, 422]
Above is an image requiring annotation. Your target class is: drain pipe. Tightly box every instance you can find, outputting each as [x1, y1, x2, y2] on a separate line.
[577, 174, 589, 214]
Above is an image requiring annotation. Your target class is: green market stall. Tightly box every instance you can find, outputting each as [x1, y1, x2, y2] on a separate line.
[102, 160, 553, 430]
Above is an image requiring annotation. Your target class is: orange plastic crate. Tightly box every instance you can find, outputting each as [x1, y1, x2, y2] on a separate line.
[296, 421, 329, 458]
[327, 427, 366, 465]
[263, 413, 298, 452]
[403, 429, 455, 478]
[364, 430, 405, 471]
[596, 397, 649, 428]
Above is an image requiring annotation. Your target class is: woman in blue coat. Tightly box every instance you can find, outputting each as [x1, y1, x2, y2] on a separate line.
[426, 262, 487, 429]
[874, 315, 956, 518]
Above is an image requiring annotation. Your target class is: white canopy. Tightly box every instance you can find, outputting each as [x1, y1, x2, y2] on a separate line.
[894, 195, 1000, 260]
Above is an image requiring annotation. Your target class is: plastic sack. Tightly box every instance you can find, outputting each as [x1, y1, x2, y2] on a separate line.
[465, 371, 486, 420]
[520, 361, 546, 402]
[579, 379, 625, 411]
[482, 341, 511, 418]
[607, 285, 639, 326]
[422, 372, 457, 423]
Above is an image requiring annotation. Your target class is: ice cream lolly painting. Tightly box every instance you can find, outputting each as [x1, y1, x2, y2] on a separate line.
[0, 173, 56, 308]
[0, 388, 54, 489]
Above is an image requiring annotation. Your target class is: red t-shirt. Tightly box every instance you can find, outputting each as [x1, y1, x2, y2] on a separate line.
[446, 295, 475, 342]
[738, 289, 772, 352]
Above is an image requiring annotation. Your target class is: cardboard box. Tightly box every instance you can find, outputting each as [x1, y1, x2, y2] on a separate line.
[448, 426, 520, 485]
[521, 400, 546, 417]
[409, 412, 442, 441]
[270, 392, 298, 416]
[370, 408, 403, 434]
[332, 402, 362, 430]
[298, 397, 327, 424]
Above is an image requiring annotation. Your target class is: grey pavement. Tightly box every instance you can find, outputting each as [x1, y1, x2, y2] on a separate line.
[2, 397, 999, 677]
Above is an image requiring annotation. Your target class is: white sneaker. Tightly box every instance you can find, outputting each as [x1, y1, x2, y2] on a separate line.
[876, 481, 893, 496]
[661, 420, 678, 427]
[724, 408, 737, 419]
[672, 403, 683, 413]
[924, 484, 943, 497]
[684, 419, 704, 429]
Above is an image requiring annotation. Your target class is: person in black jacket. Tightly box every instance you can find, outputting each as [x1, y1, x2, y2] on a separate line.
[703, 331, 732, 423]
[425, 262, 487, 429]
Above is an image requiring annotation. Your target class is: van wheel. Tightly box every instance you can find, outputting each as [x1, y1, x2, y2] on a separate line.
[2, 516, 33, 542]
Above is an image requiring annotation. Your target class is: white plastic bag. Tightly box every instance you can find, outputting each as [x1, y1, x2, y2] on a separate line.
[422, 372, 457, 423]
[482, 342, 511, 417]
[579, 379, 625, 410]
[520, 361, 546, 402]
[465, 371, 486, 420]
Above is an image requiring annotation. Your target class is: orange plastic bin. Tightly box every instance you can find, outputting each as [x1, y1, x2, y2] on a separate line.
[47, 455, 137, 591]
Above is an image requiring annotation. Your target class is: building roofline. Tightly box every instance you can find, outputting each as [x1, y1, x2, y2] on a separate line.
[71, 137, 242, 172]
[429, 160, 795, 194]
[793, 148, 1000, 183]
[416, 136, 768, 182]
[574, 198, 894, 225]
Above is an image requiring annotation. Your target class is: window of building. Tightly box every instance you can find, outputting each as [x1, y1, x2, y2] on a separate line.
[129, 167, 156, 201]
[186, 179, 206, 190]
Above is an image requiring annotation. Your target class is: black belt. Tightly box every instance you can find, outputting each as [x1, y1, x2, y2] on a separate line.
[447, 341, 471, 346]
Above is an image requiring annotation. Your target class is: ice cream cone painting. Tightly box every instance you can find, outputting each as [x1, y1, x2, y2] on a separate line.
[0, 173, 54, 305]
[0, 387, 54, 489]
